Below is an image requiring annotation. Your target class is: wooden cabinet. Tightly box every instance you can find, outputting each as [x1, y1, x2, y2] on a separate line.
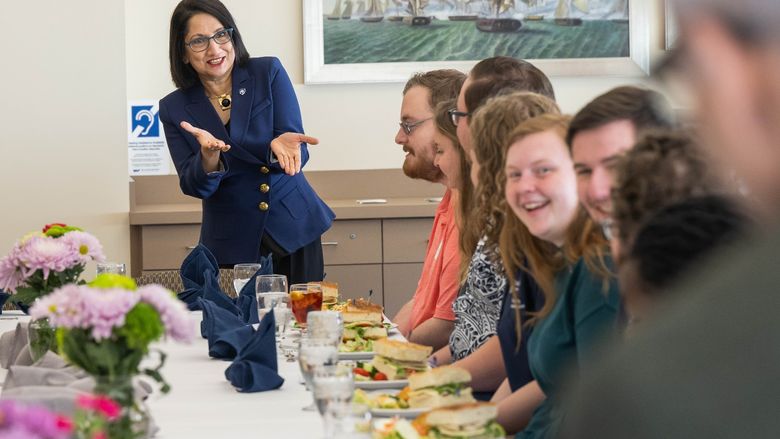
[382, 263, 424, 318]
[321, 217, 433, 314]
[321, 220, 382, 265]
[140, 224, 200, 270]
[382, 218, 431, 263]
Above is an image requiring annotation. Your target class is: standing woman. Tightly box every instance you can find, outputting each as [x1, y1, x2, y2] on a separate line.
[160, 0, 334, 283]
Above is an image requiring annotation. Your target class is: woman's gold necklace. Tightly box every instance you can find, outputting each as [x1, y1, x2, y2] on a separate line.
[209, 90, 232, 111]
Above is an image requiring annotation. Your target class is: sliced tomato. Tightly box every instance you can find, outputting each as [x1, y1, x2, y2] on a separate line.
[373, 372, 388, 381]
[353, 368, 371, 377]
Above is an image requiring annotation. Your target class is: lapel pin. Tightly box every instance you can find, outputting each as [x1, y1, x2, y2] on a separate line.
[239, 88, 246, 96]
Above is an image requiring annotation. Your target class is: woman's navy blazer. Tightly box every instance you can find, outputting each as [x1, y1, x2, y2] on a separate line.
[159, 57, 334, 265]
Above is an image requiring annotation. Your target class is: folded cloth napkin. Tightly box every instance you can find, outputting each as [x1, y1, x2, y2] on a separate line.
[0, 322, 33, 368]
[180, 243, 219, 290]
[178, 244, 220, 309]
[224, 311, 284, 392]
[199, 298, 253, 360]
[235, 294, 259, 325]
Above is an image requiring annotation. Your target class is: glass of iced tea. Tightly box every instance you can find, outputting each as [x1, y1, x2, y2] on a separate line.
[290, 283, 323, 327]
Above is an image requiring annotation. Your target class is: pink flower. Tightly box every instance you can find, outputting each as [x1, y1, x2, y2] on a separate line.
[0, 247, 25, 292]
[16, 236, 80, 280]
[138, 285, 195, 342]
[92, 432, 107, 439]
[60, 231, 105, 264]
[92, 396, 121, 421]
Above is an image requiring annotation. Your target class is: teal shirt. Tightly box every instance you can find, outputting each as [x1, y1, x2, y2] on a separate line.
[519, 257, 620, 439]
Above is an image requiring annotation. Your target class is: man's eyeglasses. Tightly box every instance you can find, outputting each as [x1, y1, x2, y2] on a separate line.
[186, 28, 234, 52]
[399, 117, 432, 135]
[448, 108, 470, 127]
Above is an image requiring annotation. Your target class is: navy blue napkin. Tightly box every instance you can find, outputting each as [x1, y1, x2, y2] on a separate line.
[224, 311, 284, 392]
[0, 291, 10, 315]
[235, 294, 260, 325]
[199, 298, 254, 360]
[178, 244, 219, 309]
[180, 243, 218, 289]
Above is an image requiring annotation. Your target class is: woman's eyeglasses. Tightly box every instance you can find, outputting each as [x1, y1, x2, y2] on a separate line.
[186, 28, 234, 52]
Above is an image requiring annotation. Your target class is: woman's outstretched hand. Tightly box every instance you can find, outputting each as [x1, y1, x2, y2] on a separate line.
[270, 132, 319, 176]
[181, 121, 230, 173]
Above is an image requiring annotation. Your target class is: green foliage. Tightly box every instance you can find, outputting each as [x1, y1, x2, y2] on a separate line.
[117, 303, 164, 352]
[14, 265, 84, 305]
[88, 273, 137, 290]
[44, 224, 81, 238]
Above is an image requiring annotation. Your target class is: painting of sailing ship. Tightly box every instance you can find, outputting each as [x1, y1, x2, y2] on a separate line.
[305, 0, 647, 83]
[320, 0, 629, 63]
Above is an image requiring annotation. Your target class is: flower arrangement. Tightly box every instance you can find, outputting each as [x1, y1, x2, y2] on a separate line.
[0, 223, 105, 306]
[73, 394, 121, 439]
[0, 399, 73, 439]
[29, 274, 194, 439]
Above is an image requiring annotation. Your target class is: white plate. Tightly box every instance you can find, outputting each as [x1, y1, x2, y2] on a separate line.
[354, 379, 408, 390]
[338, 351, 374, 360]
[371, 407, 427, 419]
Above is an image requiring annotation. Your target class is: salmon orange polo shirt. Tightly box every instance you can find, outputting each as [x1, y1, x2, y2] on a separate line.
[408, 189, 461, 331]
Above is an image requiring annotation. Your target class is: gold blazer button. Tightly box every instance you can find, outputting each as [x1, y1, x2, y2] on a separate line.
[260, 184, 270, 193]
[258, 202, 269, 211]
[260, 166, 270, 174]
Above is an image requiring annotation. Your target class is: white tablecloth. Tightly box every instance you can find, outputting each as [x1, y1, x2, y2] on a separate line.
[0, 311, 330, 438]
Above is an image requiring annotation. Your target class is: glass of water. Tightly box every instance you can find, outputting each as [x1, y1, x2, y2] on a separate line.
[233, 263, 261, 295]
[306, 311, 343, 347]
[298, 338, 339, 411]
[96, 262, 126, 276]
[312, 365, 355, 439]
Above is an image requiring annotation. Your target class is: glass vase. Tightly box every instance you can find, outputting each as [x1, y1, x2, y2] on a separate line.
[93, 374, 151, 439]
[27, 317, 58, 362]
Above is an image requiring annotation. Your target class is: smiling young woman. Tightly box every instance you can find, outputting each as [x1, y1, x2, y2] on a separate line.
[497, 114, 620, 438]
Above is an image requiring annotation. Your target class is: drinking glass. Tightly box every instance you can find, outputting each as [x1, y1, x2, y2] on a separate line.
[306, 311, 343, 347]
[290, 283, 323, 328]
[96, 262, 126, 276]
[312, 365, 355, 439]
[233, 263, 261, 295]
[298, 338, 338, 411]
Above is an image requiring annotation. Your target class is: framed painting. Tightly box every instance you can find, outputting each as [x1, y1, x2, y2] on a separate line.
[303, 0, 651, 84]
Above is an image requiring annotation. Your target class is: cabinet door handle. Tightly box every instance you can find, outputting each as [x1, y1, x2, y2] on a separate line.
[322, 241, 339, 246]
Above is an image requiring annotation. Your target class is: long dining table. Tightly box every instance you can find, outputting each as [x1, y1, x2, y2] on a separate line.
[0, 310, 358, 438]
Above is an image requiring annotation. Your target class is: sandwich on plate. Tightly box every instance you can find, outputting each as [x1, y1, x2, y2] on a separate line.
[340, 298, 388, 352]
[372, 402, 505, 439]
[371, 339, 432, 380]
[407, 366, 475, 408]
[316, 281, 339, 307]
[414, 402, 506, 438]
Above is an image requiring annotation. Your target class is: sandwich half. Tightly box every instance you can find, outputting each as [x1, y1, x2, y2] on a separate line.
[371, 339, 432, 380]
[414, 402, 506, 438]
[407, 366, 475, 408]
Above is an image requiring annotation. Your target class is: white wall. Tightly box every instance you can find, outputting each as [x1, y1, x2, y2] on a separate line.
[126, 0, 669, 173]
[0, 1, 129, 272]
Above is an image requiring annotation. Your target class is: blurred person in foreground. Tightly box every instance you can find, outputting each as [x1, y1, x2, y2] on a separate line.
[560, 0, 780, 437]
[392, 70, 465, 350]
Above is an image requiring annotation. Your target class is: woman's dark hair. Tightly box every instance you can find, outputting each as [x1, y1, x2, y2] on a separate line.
[628, 195, 749, 293]
[169, 0, 251, 89]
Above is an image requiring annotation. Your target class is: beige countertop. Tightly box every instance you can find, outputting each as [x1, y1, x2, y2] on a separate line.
[129, 197, 440, 225]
